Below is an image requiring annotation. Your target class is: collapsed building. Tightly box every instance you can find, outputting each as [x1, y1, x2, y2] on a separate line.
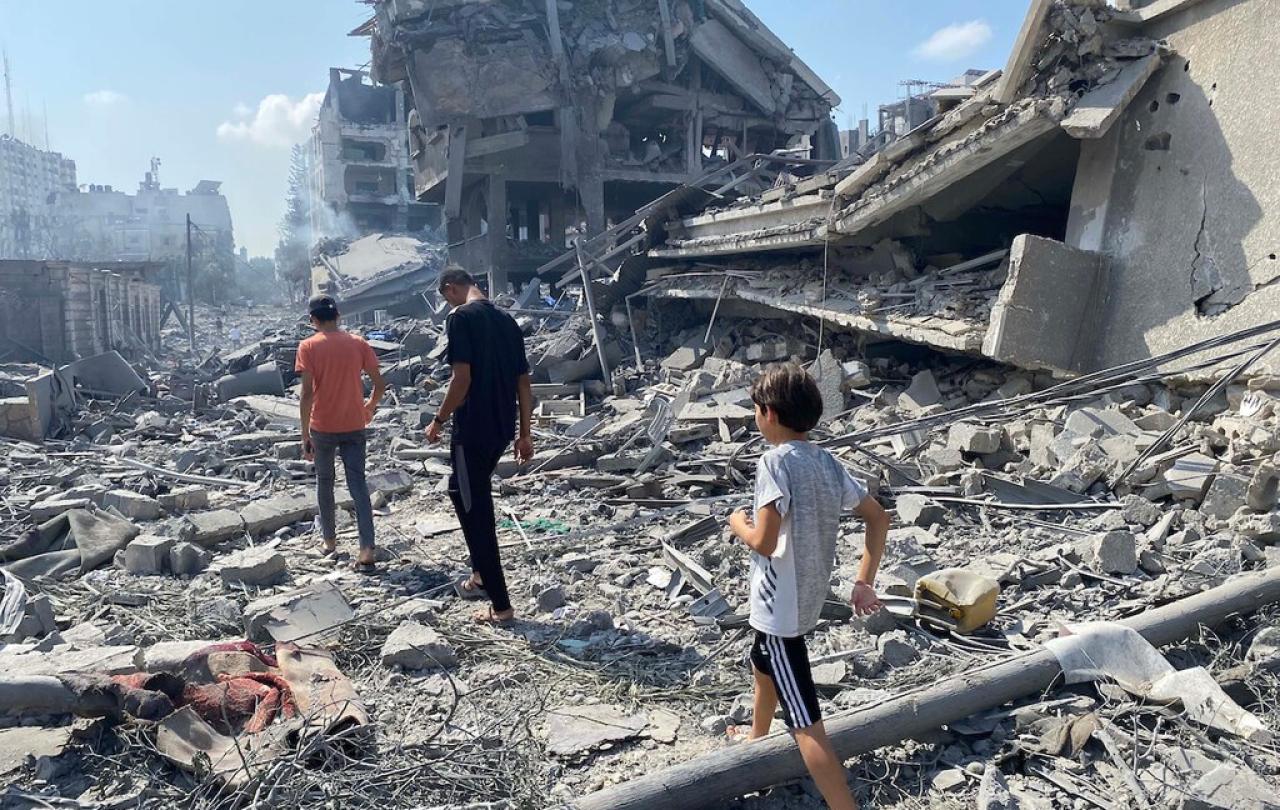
[358, 0, 841, 292]
[304, 68, 439, 238]
[566, 0, 1280, 380]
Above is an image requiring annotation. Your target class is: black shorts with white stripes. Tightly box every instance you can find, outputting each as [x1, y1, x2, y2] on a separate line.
[750, 630, 822, 730]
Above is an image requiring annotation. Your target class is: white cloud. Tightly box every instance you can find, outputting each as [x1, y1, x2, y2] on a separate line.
[912, 20, 993, 62]
[84, 90, 127, 106]
[232, 101, 253, 118]
[216, 92, 324, 148]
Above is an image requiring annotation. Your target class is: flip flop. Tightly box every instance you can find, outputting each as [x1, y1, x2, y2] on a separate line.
[454, 576, 488, 600]
[472, 606, 515, 626]
[352, 560, 380, 575]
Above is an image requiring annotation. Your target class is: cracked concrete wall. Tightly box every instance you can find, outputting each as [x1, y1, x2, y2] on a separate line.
[1087, 0, 1280, 372]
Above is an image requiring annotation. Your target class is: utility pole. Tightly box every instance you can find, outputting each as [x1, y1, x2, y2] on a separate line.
[186, 214, 195, 352]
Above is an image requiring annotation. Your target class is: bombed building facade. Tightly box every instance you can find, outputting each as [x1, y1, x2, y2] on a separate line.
[0, 135, 78, 259]
[360, 0, 840, 292]
[305, 68, 438, 239]
[583, 0, 1280, 379]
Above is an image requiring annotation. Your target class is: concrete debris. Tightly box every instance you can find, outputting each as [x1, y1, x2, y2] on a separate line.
[544, 704, 649, 759]
[380, 621, 457, 670]
[216, 546, 288, 588]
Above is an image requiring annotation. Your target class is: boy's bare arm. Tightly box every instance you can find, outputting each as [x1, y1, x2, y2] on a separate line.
[729, 504, 783, 556]
[854, 496, 890, 584]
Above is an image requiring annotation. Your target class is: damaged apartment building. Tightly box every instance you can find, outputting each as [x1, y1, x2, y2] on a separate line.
[305, 68, 438, 238]
[570, 0, 1280, 380]
[357, 0, 840, 293]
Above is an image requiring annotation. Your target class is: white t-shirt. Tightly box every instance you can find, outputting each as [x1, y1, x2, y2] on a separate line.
[749, 441, 868, 637]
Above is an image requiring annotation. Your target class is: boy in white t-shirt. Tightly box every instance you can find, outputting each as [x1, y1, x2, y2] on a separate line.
[729, 363, 890, 810]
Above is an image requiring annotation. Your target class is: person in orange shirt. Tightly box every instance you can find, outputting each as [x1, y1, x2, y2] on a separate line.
[296, 294, 386, 571]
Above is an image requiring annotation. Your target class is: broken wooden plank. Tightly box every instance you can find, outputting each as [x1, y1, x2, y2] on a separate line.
[574, 567, 1280, 810]
[993, 0, 1054, 104]
[1061, 54, 1164, 139]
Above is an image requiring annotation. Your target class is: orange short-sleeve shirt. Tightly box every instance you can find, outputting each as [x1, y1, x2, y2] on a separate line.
[295, 330, 379, 433]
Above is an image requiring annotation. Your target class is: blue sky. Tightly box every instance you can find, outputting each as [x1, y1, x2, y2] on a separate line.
[0, 1, 1028, 257]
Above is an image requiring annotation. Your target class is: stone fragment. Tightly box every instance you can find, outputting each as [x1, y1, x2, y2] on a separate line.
[949, 423, 1003, 454]
[1247, 464, 1279, 512]
[218, 546, 288, 587]
[124, 535, 172, 575]
[896, 494, 945, 528]
[932, 768, 967, 791]
[239, 495, 316, 536]
[168, 541, 212, 577]
[103, 489, 162, 520]
[536, 585, 567, 612]
[646, 708, 681, 744]
[842, 360, 872, 388]
[1181, 762, 1280, 809]
[158, 486, 210, 513]
[661, 344, 706, 372]
[1201, 473, 1249, 520]
[1120, 495, 1163, 527]
[810, 661, 847, 688]
[977, 768, 1020, 810]
[1092, 530, 1138, 575]
[900, 370, 941, 412]
[1246, 626, 1280, 672]
[699, 715, 731, 736]
[380, 621, 457, 669]
[878, 630, 919, 668]
[1051, 444, 1111, 493]
[1138, 549, 1166, 575]
[545, 704, 648, 757]
[728, 693, 754, 724]
[1231, 512, 1280, 544]
[812, 350, 845, 422]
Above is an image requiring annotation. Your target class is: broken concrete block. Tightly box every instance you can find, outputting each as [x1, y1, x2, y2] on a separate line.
[380, 621, 457, 669]
[158, 486, 209, 513]
[368, 469, 414, 497]
[661, 344, 707, 372]
[1231, 512, 1280, 544]
[1201, 473, 1249, 521]
[218, 546, 288, 587]
[536, 585, 567, 612]
[1247, 464, 1279, 512]
[239, 495, 316, 536]
[1246, 626, 1280, 672]
[103, 489, 162, 521]
[1120, 495, 1163, 528]
[1092, 530, 1138, 575]
[1064, 407, 1139, 438]
[877, 630, 919, 668]
[949, 423, 1003, 454]
[1181, 762, 1280, 809]
[1051, 444, 1111, 493]
[896, 494, 945, 528]
[243, 581, 354, 642]
[842, 360, 872, 389]
[812, 350, 844, 422]
[28, 498, 92, 522]
[124, 535, 173, 575]
[899, 371, 941, 412]
[1162, 453, 1219, 503]
[168, 541, 212, 577]
[546, 704, 648, 758]
[179, 509, 244, 546]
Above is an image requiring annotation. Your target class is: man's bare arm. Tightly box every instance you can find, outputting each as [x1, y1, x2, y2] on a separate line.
[299, 372, 315, 457]
[436, 362, 472, 422]
[514, 373, 534, 463]
[365, 361, 387, 418]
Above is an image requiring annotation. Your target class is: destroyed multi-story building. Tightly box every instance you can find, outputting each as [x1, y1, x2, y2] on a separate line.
[0, 134, 78, 259]
[357, 0, 841, 292]
[304, 68, 438, 239]
[584, 0, 1280, 379]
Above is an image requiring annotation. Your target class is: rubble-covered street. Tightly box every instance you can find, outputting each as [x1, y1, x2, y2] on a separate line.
[5, 0, 1280, 808]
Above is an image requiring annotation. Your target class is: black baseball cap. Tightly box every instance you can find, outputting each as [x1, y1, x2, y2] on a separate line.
[308, 294, 339, 319]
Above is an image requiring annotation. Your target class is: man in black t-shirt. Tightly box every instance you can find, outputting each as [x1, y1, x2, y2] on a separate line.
[426, 267, 533, 624]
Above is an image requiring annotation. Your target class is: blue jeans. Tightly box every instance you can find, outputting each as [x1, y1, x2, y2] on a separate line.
[311, 429, 375, 550]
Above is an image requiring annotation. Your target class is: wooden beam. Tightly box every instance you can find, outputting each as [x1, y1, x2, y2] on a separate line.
[574, 568, 1280, 810]
[994, 0, 1054, 104]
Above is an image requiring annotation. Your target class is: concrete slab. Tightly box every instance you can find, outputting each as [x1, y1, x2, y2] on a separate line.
[1062, 53, 1164, 139]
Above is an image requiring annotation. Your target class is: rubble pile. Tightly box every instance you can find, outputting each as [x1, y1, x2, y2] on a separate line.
[2, 292, 1280, 809]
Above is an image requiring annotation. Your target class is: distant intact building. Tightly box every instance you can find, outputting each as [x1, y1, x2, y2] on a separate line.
[0, 135, 78, 259]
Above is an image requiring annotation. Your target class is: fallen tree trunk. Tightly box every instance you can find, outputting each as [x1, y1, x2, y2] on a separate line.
[575, 568, 1280, 810]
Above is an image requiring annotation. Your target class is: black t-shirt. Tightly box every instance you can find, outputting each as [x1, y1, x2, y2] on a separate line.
[445, 299, 530, 446]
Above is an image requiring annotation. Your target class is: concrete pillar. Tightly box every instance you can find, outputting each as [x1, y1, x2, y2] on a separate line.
[1065, 123, 1122, 253]
[487, 174, 508, 294]
[548, 192, 567, 250]
[527, 199, 541, 242]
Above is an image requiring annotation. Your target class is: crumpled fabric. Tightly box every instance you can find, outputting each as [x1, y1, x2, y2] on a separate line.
[1, 509, 139, 579]
[183, 672, 298, 734]
[182, 639, 279, 670]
